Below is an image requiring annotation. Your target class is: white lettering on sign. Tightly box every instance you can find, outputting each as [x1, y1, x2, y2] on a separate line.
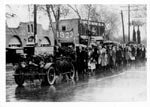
[59, 31, 74, 39]
[60, 32, 64, 38]
[57, 32, 59, 38]
[66, 32, 69, 38]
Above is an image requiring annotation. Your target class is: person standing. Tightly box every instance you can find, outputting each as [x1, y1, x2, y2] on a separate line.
[101, 46, 107, 71]
[98, 45, 102, 69]
[112, 46, 116, 68]
[76, 46, 82, 75]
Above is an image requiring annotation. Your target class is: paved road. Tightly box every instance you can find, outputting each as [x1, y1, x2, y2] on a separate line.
[6, 61, 147, 102]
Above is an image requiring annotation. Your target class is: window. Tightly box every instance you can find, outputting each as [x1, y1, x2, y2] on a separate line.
[28, 25, 30, 32]
[31, 24, 34, 32]
[62, 26, 66, 31]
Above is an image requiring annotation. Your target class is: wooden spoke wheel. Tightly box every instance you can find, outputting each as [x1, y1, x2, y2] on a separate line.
[47, 67, 56, 85]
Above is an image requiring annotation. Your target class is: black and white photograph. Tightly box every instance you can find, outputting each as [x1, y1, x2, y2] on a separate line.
[2, 0, 149, 104]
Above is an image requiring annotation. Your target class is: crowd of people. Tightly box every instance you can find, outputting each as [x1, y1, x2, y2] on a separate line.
[87, 42, 146, 72]
[54, 41, 146, 76]
[10, 40, 146, 78]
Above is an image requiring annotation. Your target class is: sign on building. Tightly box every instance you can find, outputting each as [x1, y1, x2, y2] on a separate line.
[34, 47, 54, 55]
[57, 30, 74, 43]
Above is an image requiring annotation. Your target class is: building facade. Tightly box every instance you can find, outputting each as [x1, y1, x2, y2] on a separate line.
[6, 22, 54, 48]
[6, 19, 105, 62]
[6, 22, 54, 63]
[6, 19, 105, 50]
[55, 18, 105, 46]
[6, 22, 54, 54]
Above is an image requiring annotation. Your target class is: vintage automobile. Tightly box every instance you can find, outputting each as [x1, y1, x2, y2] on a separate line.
[13, 53, 75, 86]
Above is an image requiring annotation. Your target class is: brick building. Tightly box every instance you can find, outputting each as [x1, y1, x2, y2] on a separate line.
[6, 21, 54, 48]
[54, 18, 105, 46]
[6, 22, 54, 62]
[6, 19, 105, 62]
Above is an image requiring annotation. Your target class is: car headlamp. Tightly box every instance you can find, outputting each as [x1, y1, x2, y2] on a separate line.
[39, 61, 45, 68]
[21, 62, 26, 68]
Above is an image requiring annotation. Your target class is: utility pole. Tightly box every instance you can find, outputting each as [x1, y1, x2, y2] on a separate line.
[137, 25, 141, 44]
[120, 4, 146, 43]
[34, 4, 37, 45]
[128, 4, 130, 42]
[121, 10, 125, 43]
[132, 26, 136, 42]
[56, 6, 60, 46]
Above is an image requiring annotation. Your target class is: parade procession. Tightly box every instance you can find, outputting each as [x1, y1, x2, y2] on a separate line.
[5, 4, 147, 102]
[6, 5, 146, 86]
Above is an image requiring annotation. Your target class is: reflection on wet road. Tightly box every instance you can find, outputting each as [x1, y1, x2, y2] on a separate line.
[6, 61, 147, 102]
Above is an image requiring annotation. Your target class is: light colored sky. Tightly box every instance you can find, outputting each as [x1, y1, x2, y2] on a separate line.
[6, 4, 147, 40]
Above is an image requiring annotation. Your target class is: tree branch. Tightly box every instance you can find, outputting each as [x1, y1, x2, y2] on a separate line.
[50, 5, 57, 21]
[67, 4, 81, 19]
[46, 5, 56, 35]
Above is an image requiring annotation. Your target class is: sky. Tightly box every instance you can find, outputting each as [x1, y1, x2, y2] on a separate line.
[5, 4, 147, 40]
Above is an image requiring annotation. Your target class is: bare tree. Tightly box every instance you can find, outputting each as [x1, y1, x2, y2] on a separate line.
[90, 5, 120, 40]
[67, 4, 81, 19]
[45, 5, 56, 37]
[67, 4, 96, 21]
[68, 5, 120, 40]
[38, 4, 70, 45]
[84, 4, 95, 27]
[6, 5, 17, 19]
[68, 4, 97, 46]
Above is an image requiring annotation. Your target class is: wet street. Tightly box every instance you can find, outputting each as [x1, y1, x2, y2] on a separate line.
[6, 61, 147, 102]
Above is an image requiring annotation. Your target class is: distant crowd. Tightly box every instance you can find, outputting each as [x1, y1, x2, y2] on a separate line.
[54, 42, 146, 75]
